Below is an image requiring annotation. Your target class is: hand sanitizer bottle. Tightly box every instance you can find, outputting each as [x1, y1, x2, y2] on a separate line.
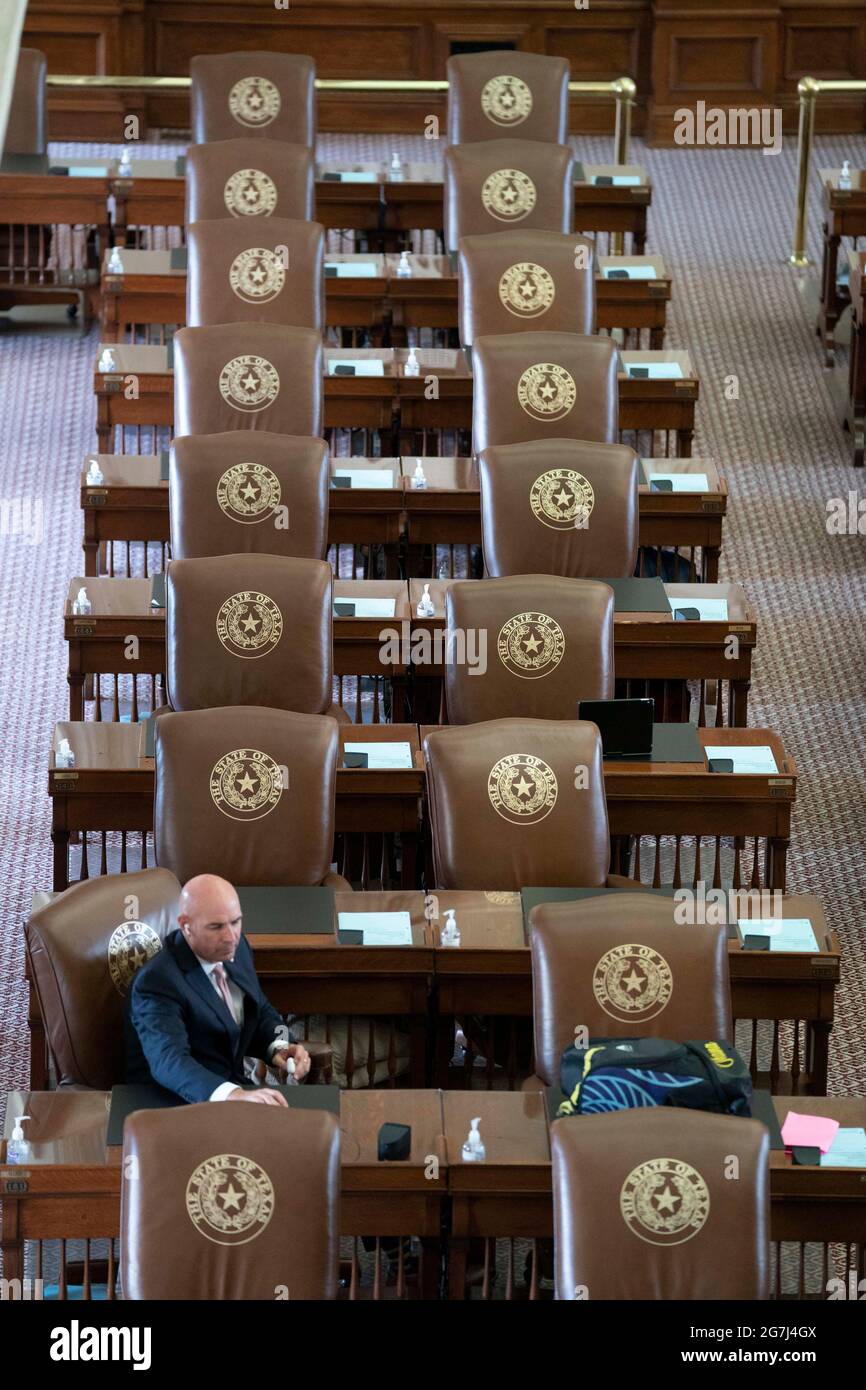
[107, 246, 124, 274]
[390, 150, 403, 182]
[7, 1115, 31, 1164]
[55, 738, 75, 769]
[839, 159, 852, 190]
[461, 1116, 486, 1163]
[416, 582, 435, 618]
[86, 458, 104, 485]
[440, 907, 460, 947]
[411, 458, 427, 489]
[118, 147, 133, 177]
[397, 249, 412, 277]
[72, 587, 92, 616]
[98, 348, 116, 373]
[404, 346, 420, 377]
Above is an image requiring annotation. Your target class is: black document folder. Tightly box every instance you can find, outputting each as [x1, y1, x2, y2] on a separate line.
[237, 885, 335, 936]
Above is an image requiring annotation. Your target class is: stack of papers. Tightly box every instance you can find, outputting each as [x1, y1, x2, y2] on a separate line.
[781, 1112, 839, 1153]
[627, 361, 683, 380]
[337, 911, 414, 945]
[325, 262, 379, 278]
[668, 596, 728, 621]
[604, 264, 656, 280]
[647, 471, 710, 493]
[704, 745, 779, 775]
[344, 741, 413, 769]
[332, 469, 394, 489]
[737, 918, 819, 953]
[327, 359, 385, 377]
[334, 596, 397, 618]
[821, 1129, 866, 1167]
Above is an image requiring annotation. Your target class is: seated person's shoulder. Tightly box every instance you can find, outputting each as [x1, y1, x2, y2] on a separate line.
[130, 928, 182, 996]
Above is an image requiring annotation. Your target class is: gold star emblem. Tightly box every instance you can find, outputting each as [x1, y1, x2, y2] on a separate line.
[240, 612, 260, 634]
[653, 1185, 679, 1215]
[622, 969, 645, 994]
[236, 770, 258, 796]
[219, 1182, 244, 1211]
[522, 633, 542, 654]
[242, 372, 259, 393]
[512, 774, 534, 799]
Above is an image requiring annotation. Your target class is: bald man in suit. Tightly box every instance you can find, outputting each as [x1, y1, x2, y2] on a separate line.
[125, 873, 309, 1104]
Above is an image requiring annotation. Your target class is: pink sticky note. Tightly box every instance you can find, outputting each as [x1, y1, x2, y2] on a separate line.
[781, 1112, 840, 1154]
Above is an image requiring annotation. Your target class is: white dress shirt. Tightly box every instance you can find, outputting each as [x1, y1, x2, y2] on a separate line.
[195, 955, 286, 1102]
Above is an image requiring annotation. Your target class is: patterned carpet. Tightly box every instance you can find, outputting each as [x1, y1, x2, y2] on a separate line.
[1, 129, 865, 1127]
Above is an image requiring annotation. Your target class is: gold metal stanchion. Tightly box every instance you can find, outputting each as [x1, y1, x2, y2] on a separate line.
[790, 77, 819, 268]
[611, 77, 636, 255]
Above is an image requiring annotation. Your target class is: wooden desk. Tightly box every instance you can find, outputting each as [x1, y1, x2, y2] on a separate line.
[92, 344, 700, 459]
[108, 159, 652, 252]
[99, 248, 671, 349]
[420, 723, 796, 893]
[428, 891, 837, 1096]
[47, 720, 424, 893]
[0, 1088, 447, 1300]
[81, 454, 727, 585]
[63, 575, 755, 727]
[441, 1091, 866, 1300]
[817, 168, 866, 366]
[0, 158, 109, 321]
[410, 577, 756, 726]
[846, 249, 866, 468]
[5, 1089, 860, 1302]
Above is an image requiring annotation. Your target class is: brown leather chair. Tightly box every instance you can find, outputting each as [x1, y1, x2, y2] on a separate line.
[447, 52, 569, 145]
[423, 718, 616, 890]
[121, 1103, 339, 1299]
[165, 554, 338, 716]
[154, 706, 342, 887]
[444, 575, 613, 723]
[443, 140, 573, 252]
[459, 231, 595, 345]
[5, 49, 47, 155]
[551, 1108, 771, 1299]
[24, 870, 181, 1090]
[185, 139, 315, 222]
[186, 217, 324, 329]
[479, 437, 639, 578]
[528, 894, 733, 1090]
[169, 432, 328, 560]
[174, 324, 322, 438]
[472, 331, 618, 455]
[190, 52, 316, 146]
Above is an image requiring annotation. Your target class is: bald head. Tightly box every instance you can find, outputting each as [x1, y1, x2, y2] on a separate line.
[178, 874, 243, 964]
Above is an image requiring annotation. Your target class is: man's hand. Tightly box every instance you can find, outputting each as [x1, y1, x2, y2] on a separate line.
[226, 1087, 288, 1106]
[272, 1043, 311, 1082]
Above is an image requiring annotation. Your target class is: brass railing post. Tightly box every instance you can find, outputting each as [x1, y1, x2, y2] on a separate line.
[790, 77, 820, 268]
[611, 76, 636, 254]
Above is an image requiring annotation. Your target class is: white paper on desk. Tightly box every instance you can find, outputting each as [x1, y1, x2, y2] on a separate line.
[68, 165, 111, 177]
[604, 264, 656, 280]
[338, 911, 414, 946]
[821, 1129, 866, 1167]
[327, 358, 385, 377]
[332, 469, 394, 488]
[668, 596, 728, 621]
[648, 472, 710, 493]
[334, 596, 396, 618]
[344, 741, 413, 769]
[334, 171, 378, 183]
[704, 745, 779, 775]
[629, 362, 683, 379]
[326, 262, 379, 278]
[737, 918, 818, 952]
[593, 174, 642, 187]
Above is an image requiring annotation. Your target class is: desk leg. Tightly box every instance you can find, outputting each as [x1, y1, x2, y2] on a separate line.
[68, 670, 85, 722]
[401, 829, 418, 890]
[650, 326, 664, 350]
[731, 678, 750, 728]
[0, 1204, 24, 1282]
[419, 1237, 442, 1300]
[677, 426, 693, 458]
[818, 227, 842, 366]
[849, 313, 866, 468]
[703, 545, 720, 584]
[52, 824, 71, 892]
[766, 836, 788, 892]
[448, 1201, 470, 1300]
[807, 1020, 831, 1096]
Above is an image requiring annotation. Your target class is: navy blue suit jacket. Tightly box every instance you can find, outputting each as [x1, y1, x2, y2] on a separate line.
[125, 929, 286, 1103]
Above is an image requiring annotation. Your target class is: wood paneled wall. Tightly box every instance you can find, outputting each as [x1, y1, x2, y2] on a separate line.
[22, 0, 866, 142]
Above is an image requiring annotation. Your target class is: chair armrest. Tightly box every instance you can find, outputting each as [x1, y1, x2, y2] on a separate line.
[605, 873, 650, 891]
